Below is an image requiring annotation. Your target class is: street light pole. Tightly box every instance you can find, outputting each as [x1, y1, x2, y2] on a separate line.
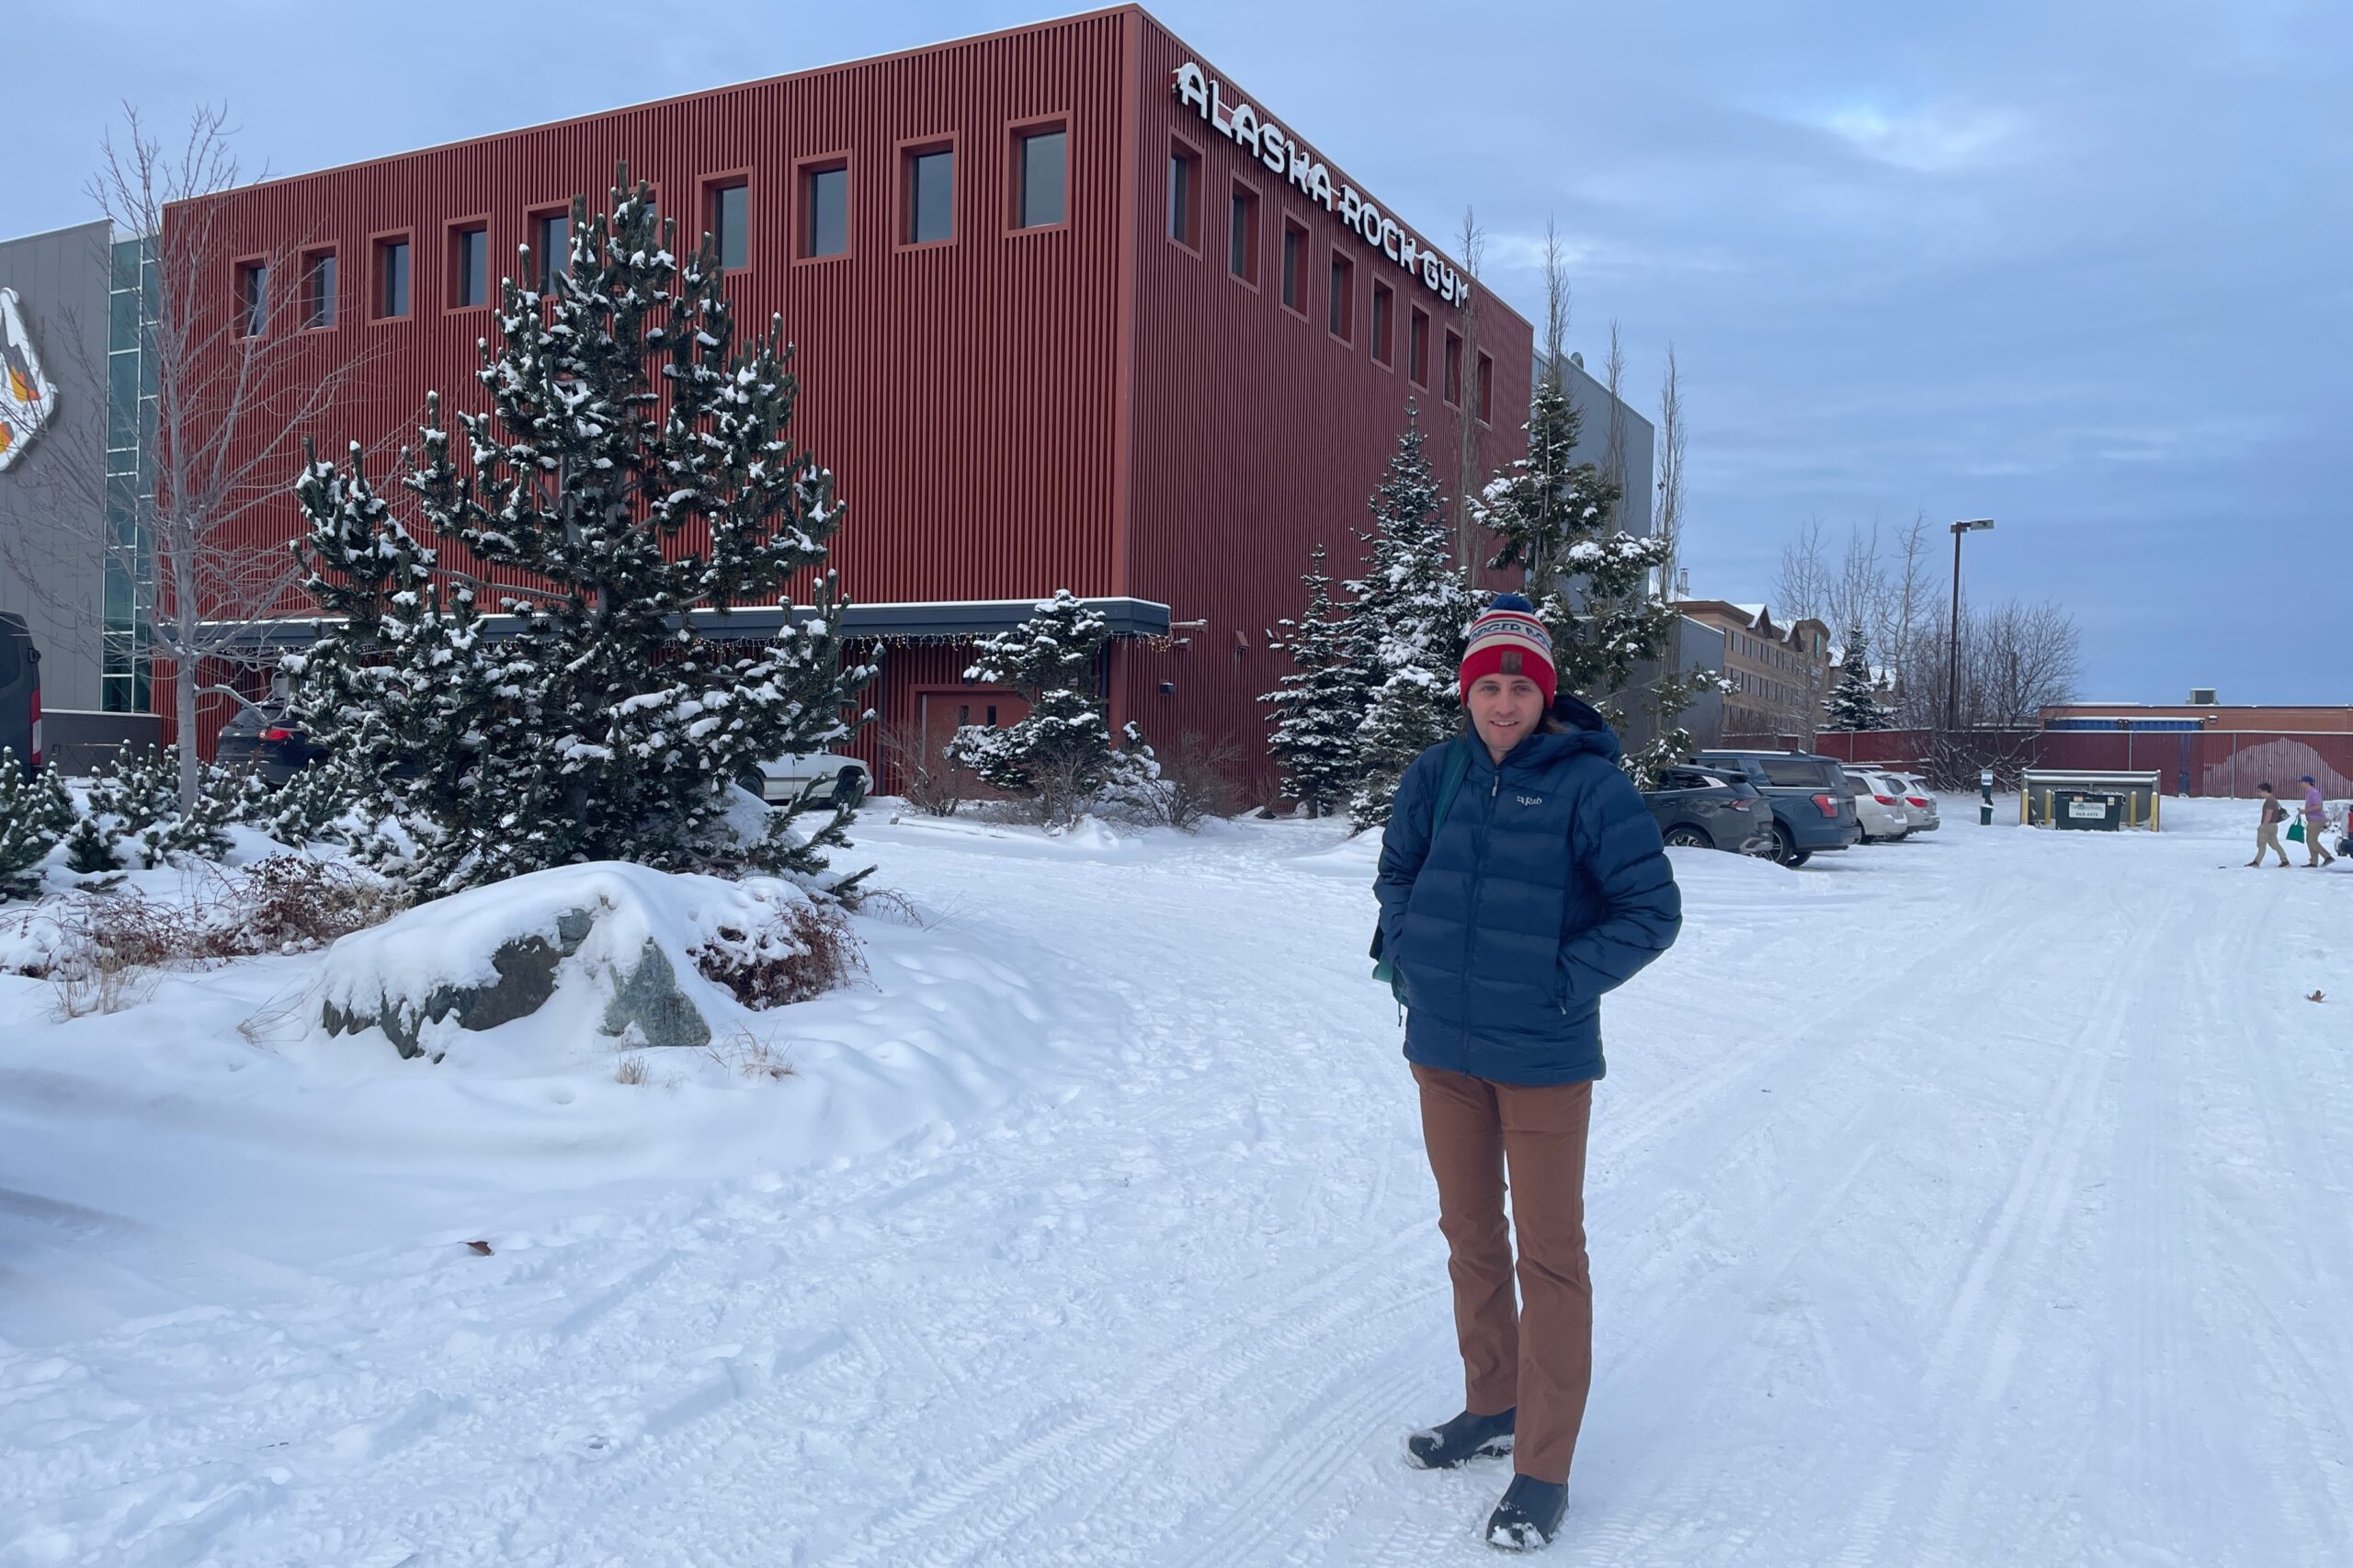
[1946, 518, 1995, 732]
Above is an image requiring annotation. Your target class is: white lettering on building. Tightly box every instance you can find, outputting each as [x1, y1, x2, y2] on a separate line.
[1170, 61, 1472, 309]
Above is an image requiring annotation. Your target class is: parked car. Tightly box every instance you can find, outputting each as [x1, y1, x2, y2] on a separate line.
[216, 701, 323, 789]
[0, 610, 38, 776]
[749, 751, 871, 810]
[1643, 765, 1776, 855]
[1690, 750, 1861, 867]
[1843, 768, 1913, 843]
[1881, 770, 1940, 832]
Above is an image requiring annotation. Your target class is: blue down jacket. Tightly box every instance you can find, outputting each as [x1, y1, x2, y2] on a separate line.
[1374, 704, 1682, 1085]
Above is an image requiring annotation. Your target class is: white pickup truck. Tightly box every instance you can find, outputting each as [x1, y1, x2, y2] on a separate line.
[748, 752, 871, 808]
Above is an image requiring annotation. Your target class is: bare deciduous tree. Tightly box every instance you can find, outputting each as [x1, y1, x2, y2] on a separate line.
[1881, 513, 1936, 724]
[1601, 320, 1628, 530]
[2, 106, 383, 806]
[1540, 217, 1570, 389]
[1772, 517, 1831, 622]
[1654, 344, 1685, 596]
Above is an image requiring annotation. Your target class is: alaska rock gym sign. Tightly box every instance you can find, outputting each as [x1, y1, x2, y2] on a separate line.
[1170, 61, 1474, 309]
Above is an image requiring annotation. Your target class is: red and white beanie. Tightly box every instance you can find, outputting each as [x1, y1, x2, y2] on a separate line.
[1459, 593, 1557, 708]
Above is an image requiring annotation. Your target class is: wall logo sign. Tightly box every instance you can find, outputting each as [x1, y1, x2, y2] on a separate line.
[0, 289, 60, 472]
[1171, 62, 1472, 310]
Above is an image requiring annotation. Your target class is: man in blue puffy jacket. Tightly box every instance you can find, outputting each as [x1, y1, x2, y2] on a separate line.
[1377, 594, 1682, 1551]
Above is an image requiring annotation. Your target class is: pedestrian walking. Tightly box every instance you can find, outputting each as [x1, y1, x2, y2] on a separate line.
[1375, 594, 1682, 1552]
[2251, 783, 2292, 868]
[2301, 776, 2336, 868]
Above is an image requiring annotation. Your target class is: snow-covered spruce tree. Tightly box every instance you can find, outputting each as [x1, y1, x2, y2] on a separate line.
[946, 590, 1149, 827]
[288, 170, 873, 895]
[1474, 362, 1680, 779]
[78, 745, 233, 869]
[1347, 415, 1486, 831]
[1475, 369, 1620, 645]
[1824, 626, 1893, 733]
[1261, 544, 1369, 818]
[0, 750, 74, 901]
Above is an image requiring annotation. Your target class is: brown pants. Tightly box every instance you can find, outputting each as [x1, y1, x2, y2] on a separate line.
[1413, 1062, 1595, 1486]
[2256, 822, 2289, 863]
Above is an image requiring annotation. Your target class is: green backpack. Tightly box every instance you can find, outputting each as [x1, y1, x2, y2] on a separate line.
[1370, 741, 1472, 1001]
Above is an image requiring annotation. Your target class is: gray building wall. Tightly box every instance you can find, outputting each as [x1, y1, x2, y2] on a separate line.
[1559, 354, 1654, 540]
[1620, 615, 1727, 757]
[0, 221, 111, 713]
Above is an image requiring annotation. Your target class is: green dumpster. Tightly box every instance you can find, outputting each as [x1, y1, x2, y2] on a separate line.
[2052, 789, 2124, 832]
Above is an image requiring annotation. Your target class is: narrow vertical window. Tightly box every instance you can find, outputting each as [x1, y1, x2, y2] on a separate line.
[535, 212, 570, 290]
[1228, 184, 1258, 283]
[1443, 331, 1463, 404]
[377, 240, 410, 319]
[237, 262, 267, 337]
[1409, 306, 1430, 385]
[1167, 144, 1200, 248]
[1280, 220, 1307, 312]
[1016, 129, 1066, 229]
[1328, 251, 1355, 342]
[802, 165, 848, 257]
[711, 182, 748, 269]
[452, 226, 487, 308]
[1370, 280, 1393, 365]
[904, 147, 955, 244]
[302, 253, 335, 329]
[1476, 352, 1494, 421]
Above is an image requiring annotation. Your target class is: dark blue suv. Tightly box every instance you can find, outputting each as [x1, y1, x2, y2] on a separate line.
[1690, 750, 1860, 867]
[0, 611, 38, 777]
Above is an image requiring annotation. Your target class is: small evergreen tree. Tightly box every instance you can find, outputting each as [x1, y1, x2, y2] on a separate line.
[1474, 358, 1685, 780]
[1348, 415, 1486, 831]
[946, 591, 1150, 826]
[288, 168, 872, 895]
[1824, 626, 1893, 733]
[0, 750, 70, 901]
[1475, 366, 1621, 645]
[62, 813, 121, 876]
[1261, 544, 1368, 818]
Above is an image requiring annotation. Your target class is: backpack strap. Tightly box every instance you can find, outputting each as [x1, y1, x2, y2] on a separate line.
[1429, 738, 1472, 835]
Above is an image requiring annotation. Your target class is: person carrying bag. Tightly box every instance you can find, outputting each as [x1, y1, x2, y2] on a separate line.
[1374, 595, 1682, 1551]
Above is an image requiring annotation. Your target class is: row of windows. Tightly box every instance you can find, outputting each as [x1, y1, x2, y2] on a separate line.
[1734, 631, 1813, 668]
[232, 123, 1074, 334]
[1169, 143, 1488, 416]
[1733, 670, 1805, 705]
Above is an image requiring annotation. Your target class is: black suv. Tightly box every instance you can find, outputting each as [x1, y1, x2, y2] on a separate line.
[1643, 764, 1774, 854]
[0, 611, 39, 777]
[1690, 750, 1860, 867]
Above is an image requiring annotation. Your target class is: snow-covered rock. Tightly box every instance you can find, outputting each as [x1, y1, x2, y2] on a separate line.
[315, 861, 819, 1061]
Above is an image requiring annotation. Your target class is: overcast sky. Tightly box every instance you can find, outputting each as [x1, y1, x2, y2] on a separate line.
[19, 0, 2349, 702]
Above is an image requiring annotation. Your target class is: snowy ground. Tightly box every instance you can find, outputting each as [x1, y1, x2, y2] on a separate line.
[2, 798, 2347, 1566]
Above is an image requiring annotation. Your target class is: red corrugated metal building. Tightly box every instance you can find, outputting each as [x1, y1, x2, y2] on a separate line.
[168, 5, 1531, 791]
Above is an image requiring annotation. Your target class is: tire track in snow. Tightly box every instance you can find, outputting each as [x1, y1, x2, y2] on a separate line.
[827, 1234, 1437, 1566]
[1567, 883, 2088, 1564]
[1835, 882, 2188, 1568]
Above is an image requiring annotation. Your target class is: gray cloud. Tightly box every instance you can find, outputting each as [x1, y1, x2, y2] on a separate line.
[16, 0, 2349, 701]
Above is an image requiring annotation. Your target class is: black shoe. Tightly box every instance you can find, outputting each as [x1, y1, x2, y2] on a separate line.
[1484, 1473, 1567, 1552]
[1404, 1407, 1516, 1470]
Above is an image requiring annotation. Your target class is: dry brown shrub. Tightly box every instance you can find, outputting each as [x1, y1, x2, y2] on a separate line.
[704, 1031, 796, 1081]
[691, 898, 863, 1010]
[232, 856, 408, 954]
[875, 715, 972, 817]
[614, 1054, 649, 1085]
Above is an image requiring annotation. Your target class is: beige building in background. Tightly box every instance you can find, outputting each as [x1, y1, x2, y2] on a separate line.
[1676, 599, 1833, 743]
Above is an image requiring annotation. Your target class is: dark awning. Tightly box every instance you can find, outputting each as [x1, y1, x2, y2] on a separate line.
[204, 597, 1173, 651]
